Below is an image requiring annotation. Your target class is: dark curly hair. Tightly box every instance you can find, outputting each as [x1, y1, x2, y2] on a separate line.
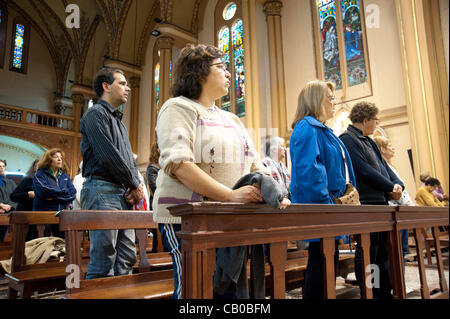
[171, 44, 225, 99]
[425, 177, 440, 187]
[93, 67, 125, 98]
[349, 101, 379, 124]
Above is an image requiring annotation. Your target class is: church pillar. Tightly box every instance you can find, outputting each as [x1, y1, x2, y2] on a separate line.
[128, 76, 141, 153]
[395, 0, 449, 192]
[70, 85, 85, 178]
[242, 0, 262, 152]
[264, 0, 287, 141]
[157, 36, 174, 106]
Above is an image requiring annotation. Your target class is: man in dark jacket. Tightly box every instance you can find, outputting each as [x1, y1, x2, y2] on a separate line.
[0, 160, 17, 241]
[340, 101, 403, 299]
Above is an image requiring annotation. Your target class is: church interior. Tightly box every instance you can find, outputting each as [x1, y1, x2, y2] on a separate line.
[0, 0, 448, 300]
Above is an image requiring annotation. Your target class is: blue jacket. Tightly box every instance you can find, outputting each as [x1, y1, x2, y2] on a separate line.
[32, 168, 76, 211]
[290, 116, 357, 242]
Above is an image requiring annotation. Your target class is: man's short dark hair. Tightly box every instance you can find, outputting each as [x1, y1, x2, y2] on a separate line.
[93, 67, 124, 98]
[425, 177, 440, 187]
[171, 43, 224, 100]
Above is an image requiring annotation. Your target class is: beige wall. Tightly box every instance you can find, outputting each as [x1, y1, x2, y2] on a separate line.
[0, 12, 56, 113]
[440, 0, 449, 83]
[281, 0, 416, 198]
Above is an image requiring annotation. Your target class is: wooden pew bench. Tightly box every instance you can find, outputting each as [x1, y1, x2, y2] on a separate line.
[59, 210, 174, 299]
[5, 211, 68, 298]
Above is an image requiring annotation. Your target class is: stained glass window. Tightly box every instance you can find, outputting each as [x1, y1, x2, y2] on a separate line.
[216, 1, 245, 118]
[0, 8, 2, 24]
[154, 63, 160, 110]
[317, 0, 342, 89]
[218, 27, 231, 112]
[314, 0, 369, 97]
[341, 0, 367, 86]
[232, 19, 245, 117]
[12, 24, 25, 69]
[223, 3, 237, 21]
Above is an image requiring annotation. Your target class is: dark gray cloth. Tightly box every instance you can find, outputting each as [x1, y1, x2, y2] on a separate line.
[80, 99, 140, 189]
[0, 177, 17, 208]
[213, 172, 287, 299]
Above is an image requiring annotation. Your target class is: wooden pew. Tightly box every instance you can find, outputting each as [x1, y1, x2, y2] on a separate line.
[397, 206, 449, 299]
[5, 211, 66, 299]
[168, 202, 449, 299]
[0, 213, 12, 262]
[58, 210, 174, 299]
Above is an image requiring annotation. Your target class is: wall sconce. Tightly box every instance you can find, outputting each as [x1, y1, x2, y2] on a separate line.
[151, 30, 161, 37]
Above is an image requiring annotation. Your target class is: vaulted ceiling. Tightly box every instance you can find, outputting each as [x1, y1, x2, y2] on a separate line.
[5, 0, 209, 97]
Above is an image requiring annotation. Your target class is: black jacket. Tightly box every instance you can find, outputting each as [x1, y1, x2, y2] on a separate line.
[10, 177, 34, 211]
[340, 125, 404, 204]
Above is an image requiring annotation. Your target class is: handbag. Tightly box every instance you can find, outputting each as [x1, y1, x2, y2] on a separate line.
[332, 183, 361, 205]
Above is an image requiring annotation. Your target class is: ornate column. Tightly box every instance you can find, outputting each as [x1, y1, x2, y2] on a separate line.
[128, 76, 141, 153]
[395, 0, 449, 192]
[70, 85, 86, 178]
[157, 36, 174, 105]
[264, 0, 288, 140]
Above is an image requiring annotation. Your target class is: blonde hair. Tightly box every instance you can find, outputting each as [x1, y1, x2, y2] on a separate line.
[372, 136, 390, 149]
[291, 80, 335, 129]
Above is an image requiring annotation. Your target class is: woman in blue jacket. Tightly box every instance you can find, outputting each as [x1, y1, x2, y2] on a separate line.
[33, 148, 76, 238]
[290, 80, 357, 299]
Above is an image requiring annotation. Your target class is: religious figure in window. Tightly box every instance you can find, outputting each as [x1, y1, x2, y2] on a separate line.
[322, 21, 338, 68]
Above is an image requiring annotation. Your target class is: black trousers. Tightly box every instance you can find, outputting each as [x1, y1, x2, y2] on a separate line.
[303, 240, 339, 299]
[354, 230, 393, 299]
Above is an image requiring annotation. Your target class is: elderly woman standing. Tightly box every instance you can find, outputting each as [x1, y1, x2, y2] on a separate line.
[340, 101, 404, 299]
[153, 44, 278, 299]
[261, 136, 291, 197]
[33, 148, 77, 238]
[290, 80, 357, 299]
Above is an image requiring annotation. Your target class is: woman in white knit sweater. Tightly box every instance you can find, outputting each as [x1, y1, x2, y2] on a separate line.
[153, 44, 276, 299]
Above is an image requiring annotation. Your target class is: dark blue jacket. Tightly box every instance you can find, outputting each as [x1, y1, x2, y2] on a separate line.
[32, 168, 76, 211]
[340, 125, 404, 204]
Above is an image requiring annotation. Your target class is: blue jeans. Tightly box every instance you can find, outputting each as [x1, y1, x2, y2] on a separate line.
[81, 177, 137, 279]
[159, 223, 182, 299]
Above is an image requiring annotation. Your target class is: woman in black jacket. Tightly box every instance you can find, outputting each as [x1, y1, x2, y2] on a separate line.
[10, 160, 39, 240]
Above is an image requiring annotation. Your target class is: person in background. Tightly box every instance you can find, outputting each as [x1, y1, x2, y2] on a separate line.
[373, 135, 415, 261]
[261, 136, 291, 198]
[0, 159, 17, 241]
[290, 80, 357, 299]
[72, 161, 85, 210]
[419, 171, 448, 203]
[416, 177, 444, 207]
[146, 142, 164, 253]
[33, 148, 77, 238]
[10, 159, 39, 240]
[340, 101, 404, 299]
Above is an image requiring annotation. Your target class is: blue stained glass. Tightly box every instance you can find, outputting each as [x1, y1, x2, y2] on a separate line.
[223, 3, 237, 21]
[232, 19, 245, 117]
[218, 27, 231, 111]
[341, 0, 367, 86]
[317, 0, 342, 89]
[12, 24, 25, 69]
[154, 63, 160, 109]
[0, 8, 2, 24]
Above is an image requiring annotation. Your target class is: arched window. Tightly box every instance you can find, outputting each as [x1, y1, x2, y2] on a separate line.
[312, 0, 371, 102]
[9, 16, 30, 74]
[215, 1, 246, 118]
[152, 49, 173, 114]
[0, 2, 7, 69]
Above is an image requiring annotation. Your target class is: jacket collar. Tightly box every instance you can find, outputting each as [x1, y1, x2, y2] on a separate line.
[303, 116, 327, 129]
[98, 99, 123, 120]
[347, 124, 366, 139]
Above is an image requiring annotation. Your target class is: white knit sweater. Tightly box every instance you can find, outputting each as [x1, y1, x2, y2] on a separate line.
[153, 96, 266, 224]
